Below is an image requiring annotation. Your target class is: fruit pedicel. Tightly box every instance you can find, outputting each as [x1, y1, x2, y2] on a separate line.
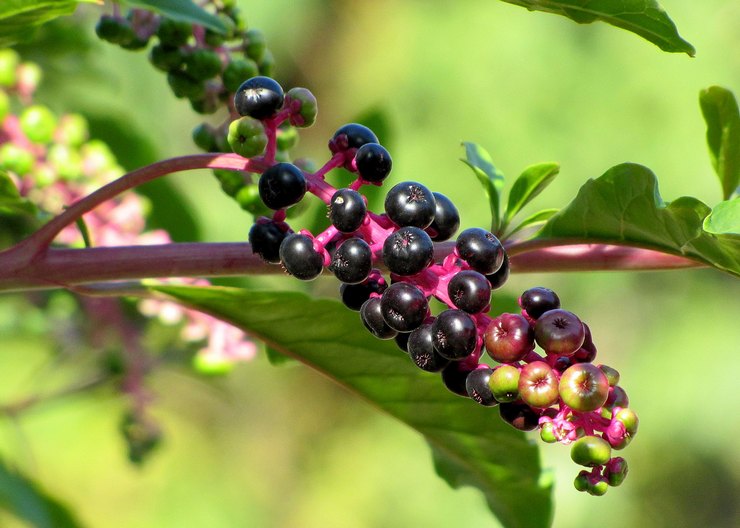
[233, 76, 636, 496]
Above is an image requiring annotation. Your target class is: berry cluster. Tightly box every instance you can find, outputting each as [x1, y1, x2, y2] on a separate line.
[231, 74, 638, 495]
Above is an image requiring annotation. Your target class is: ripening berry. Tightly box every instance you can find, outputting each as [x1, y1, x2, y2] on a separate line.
[19, 105, 57, 144]
[518, 361, 559, 409]
[489, 365, 520, 403]
[431, 309, 478, 360]
[441, 362, 478, 397]
[149, 44, 185, 72]
[329, 188, 366, 233]
[499, 402, 539, 431]
[448, 270, 491, 314]
[285, 87, 318, 128]
[223, 59, 259, 93]
[330, 238, 372, 285]
[559, 363, 609, 412]
[184, 49, 223, 80]
[248, 220, 290, 264]
[534, 309, 585, 357]
[329, 123, 378, 153]
[484, 313, 534, 363]
[157, 18, 192, 46]
[485, 253, 510, 290]
[234, 76, 285, 120]
[340, 277, 387, 311]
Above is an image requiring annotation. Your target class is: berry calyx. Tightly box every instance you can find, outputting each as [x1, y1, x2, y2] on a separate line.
[484, 313, 534, 363]
[534, 309, 585, 357]
[258, 163, 307, 210]
[234, 76, 285, 119]
[559, 363, 610, 412]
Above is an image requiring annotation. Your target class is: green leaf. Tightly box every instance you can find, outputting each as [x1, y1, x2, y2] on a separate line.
[504, 163, 560, 227]
[699, 86, 740, 200]
[0, 457, 83, 528]
[703, 198, 740, 235]
[150, 285, 553, 528]
[507, 208, 559, 237]
[0, 0, 94, 47]
[460, 142, 505, 233]
[499, 0, 694, 55]
[0, 171, 37, 217]
[535, 163, 740, 276]
[124, 0, 230, 34]
[264, 345, 295, 366]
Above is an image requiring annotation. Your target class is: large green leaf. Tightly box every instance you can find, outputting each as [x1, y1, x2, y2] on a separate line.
[0, 458, 83, 528]
[699, 86, 740, 200]
[499, 0, 694, 55]
[0, 0, 94, 47]
[151, 285, 553, 528]
[534, 163, 740, 276]
[504, 163, 560, 228]
[460, 142, 505, 233]
[703, 198, 740, 235]
[124, 0, 230, 34]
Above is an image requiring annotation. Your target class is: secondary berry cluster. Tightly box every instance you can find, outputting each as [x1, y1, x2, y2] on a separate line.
[230, 75, 638, 495]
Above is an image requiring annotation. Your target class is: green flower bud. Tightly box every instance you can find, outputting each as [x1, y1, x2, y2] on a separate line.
[184, 49, 223, 80]
[48, 144, 83, 181]
[156, 18, 192, 46]
[257, 49, 275, 77]
[19, 105, 57, 144]
[56, 114, 89, 147]
[0, 49, 19, 87]
[149, 44, 185, 72]
[222, 58, 259, 93]
[0, 143, 35, 175]
[167, 70, 205, 99]
[192, 123, 218, 152]
[213, 169, 246, 197]
[244, 29, 266, 62]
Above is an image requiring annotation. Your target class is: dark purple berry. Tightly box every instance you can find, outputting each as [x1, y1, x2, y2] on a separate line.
[330, 238, 372, 284]
[431, 309, 478, 360]
[407, 323, 450, 372]
[483, 313, 534, 363]
[394, 332, 411, 353]
[234, 76, 285, 119]
[425, 192, 459, 241]
[534, 309, 585, 357]
[382, 226, 434, 276]
[340, 276, 387, 311]
[466, 367, 498, 406]
[380, 282, 428, 332]
[248, 220, 290, 264]
[360, 297, 397, 340]
[455, 228, 505, 275]
[573, 323, 598, 363]
[520, 287, 560, 319]
[518, 361, 559, 409]
[279, 233, 324, 281]
[384, 181, 436, 228]
[329, 123, 378, 153]
[441, 361, 477, 397]
[499, 402, 539, 431]
[355, 143, 392, 183]
[485, 253, 510, 290]
[329, 188, 366, 233]
[258, 163, 306, 210]
[448, 270, 491, 313]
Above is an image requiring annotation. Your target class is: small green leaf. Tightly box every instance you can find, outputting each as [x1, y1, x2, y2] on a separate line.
[699, 86, 740, 200]
[124, 0, 230, 34]
[499, 0, 694, 55]
[0, 171, 37, 216]
[150, 286, 553, 528]
[507, 208, 559, 237]
[74, 217, 92, 247]
[264, 345, 294, 366]
[535, 163, 740, 276]
[504, 163, 560, 227]
[0, 1, 94, 47]
[460, 142, 505, 232]
[0, 457, 83, 528]
[703, 198, 740, 235]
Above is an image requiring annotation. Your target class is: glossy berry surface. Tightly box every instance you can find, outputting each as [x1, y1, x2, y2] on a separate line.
[485, 253, 510, 290]
[465, 367, 498, 406]
[227, 116, 267, 158]
[518, 361, 559, 409]
[329, 188, 366, 233]
[340, 278, 386, 311]
[484, 313, 534, 363]
[441, 362, 477, 397]
[248, 220, 289, 264]
[534, 309, 585, 356]
[329, 123, 378, 153]
[258, 163, 307, 210]
[499, 402, 539, 431]
[519, 287, 560, 319]
[448, 270, 491, 314]
[360, 297, 397, 340]
[431, 309, 478, 360]
[407, 323, 449, 372]
[455, 228, 505, 275]
[279, 233, 324, 280]
[489, 365, 520, 403]
[380, 282, 429, 332]
[384, 181, 436, 228]
[234, 76, 285, 119]
[355, 143, 392, 183]
[559, 363, 609, 412]
[570, 436, 612, 467]
[382, 226, 434, 276]
[425, 192, 460, 242]
[330, 238, 372, 284]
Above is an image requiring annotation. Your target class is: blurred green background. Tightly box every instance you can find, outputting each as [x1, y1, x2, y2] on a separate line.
[1, 0, 740, 526]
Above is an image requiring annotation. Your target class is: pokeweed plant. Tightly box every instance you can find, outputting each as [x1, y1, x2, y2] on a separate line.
[0, 1, 737, 528]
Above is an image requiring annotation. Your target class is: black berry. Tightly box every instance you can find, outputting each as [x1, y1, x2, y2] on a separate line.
[355, 143, 392, 183]
[465, 367, 498, 406]
[394, 332, 411, 353]
[360, 297, 397, 340]
[329, 123, 378, 153]
[520, 287, 560, 319]
[248, 220, 290, 264]
[485, 253, 510, 290]
[499, 402, 540, 431]
[441, 361, 478, 397]
[425, 192, 460, 241]
[384, 181, 436, 228]
[431, 309, 478, 360]
[448, 269, 491, 314]
[379, 282, 428, 332]
[340, 276, 387, 311]
[455, 228, 505, 275]
[279, 233, 324, 280]
[330, 238, 372, 284]
[258, 163, 306, 210]
[382, 226, 434, 276]
[329, 188, 366, 233]
[407, 323, 450, 372]
[234, 76, 285, 119]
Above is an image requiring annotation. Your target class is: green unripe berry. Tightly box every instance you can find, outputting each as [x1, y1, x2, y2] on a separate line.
[222, 58, 259, 93]
[150, 44, 185, 72]
[213, 169, 246, 197]
[167, 71, 205, 99]
[236, 184, 270, 216]
[19, 105, 57, 144]
[244, 29, 266, 62]
[204, 28, 225, 47]
[227, 116, 268, 158]
[157, 18, 192, 46]
[606, 457, 628, 487]
[614, 407, 639, 434]
[95, 16, 136, 46]
[276, 125, 299, 151]
[48, 144, 83, 180]
[573, 471, 590, 492]
[192, 352, 233, 376]
[0, 143, 35, 175]
[0, 90, 9, 122]
[190, 95, 219, 115]
[489, 364, 520, 403]
[80, 140, 117, 173]
[598, 364, 620, 387]
[293, 158, 318, 173]
[570, 435, 612, 467]
[56, 114, 89, 147]
[539, 422, 557, 443]
[589, 480, 608, 496]
[16, 62, 42, 93]
[0, 49, 19, 87]
[257, 49, 275, 77]
[184, 49, 223, 80]
[285, 87, 318, 128]
[192, 123, 218, 152]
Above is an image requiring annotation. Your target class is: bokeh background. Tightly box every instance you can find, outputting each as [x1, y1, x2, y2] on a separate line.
[1, 0, 739, 526]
